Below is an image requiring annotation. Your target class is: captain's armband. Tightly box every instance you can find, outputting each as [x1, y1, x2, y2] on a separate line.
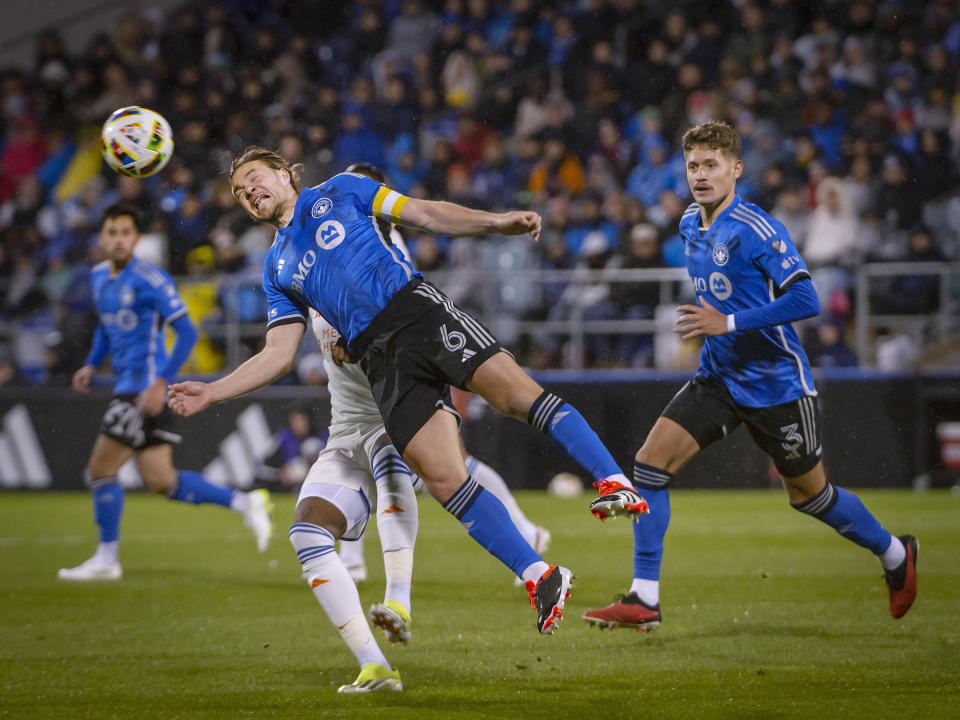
[372, 186, 409, 222]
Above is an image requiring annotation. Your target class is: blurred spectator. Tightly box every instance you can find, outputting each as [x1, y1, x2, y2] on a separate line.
[807, 316, 859, 368]
[805, 176, 860, 305]
[1, 0, 959, 376]
[563, 191, 617, 256]
[875, 225, 948, 315]
[772, 184, 811, 252]
[269, 406, 329, 489]
[471, 135, 516, 210]
[1, 118, 46, 202]
[873, 153, 925, 231]
[528, 131, 584, 198]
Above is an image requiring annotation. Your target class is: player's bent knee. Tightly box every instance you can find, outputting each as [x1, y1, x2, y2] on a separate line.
[294, 497, 347, 539]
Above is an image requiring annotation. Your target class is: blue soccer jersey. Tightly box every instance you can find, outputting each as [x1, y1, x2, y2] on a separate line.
[679, 194, 816, 407]
[89, 257, 188, 394]
[262, 172, 420, 349]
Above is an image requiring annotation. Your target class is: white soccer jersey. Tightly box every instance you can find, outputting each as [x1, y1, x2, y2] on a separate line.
[311, 310, 384, 431]
[308, 228, 410, 431]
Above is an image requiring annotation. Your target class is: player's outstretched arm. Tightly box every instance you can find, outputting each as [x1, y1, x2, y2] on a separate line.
[398, 198, 541, 241]
[168, 321, 305, 416]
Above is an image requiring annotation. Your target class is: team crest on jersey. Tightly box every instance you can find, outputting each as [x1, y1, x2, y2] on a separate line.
[311, 197, 333, 217]
[120, 286, 135, 306]
[712, 243, 729, 266]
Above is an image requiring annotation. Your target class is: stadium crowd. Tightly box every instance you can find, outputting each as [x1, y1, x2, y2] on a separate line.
[1, 0, 959, 383]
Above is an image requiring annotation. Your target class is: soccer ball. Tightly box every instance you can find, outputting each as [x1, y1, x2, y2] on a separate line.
[547, 472, 584, 498]
[100, 106, 174, 178]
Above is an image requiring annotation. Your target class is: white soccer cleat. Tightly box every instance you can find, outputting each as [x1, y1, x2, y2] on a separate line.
[337, 663, 402, 694]
[344, 562, 368, 584]
[243, 489, 274, 552]
[57, 557, 122, 581]
[589, 480, 650, 522]
[369, 600, 412, 646]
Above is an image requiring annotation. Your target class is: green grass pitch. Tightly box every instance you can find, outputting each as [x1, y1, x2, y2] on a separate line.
[2, 489, 958, 719]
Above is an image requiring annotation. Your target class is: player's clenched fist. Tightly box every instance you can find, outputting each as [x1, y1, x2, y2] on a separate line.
[496, 211, 541, 241]
[168, 381, 214, 417]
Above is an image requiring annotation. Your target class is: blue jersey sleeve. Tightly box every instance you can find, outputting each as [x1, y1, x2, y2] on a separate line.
[263, 255, 308, 330]
[159, 313, 198, 382]
[731, 277, 820, 332]
[732, 220, 818, 332]
[751, 224, 811, 292]
[332, 173, 409, 223]
[85, 323, 109, 367]
[141, 267, 188, 323]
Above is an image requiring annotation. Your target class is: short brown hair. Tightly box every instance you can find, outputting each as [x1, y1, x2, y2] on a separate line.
[229, 145, 304, 193]
[682, 121, 741, 159]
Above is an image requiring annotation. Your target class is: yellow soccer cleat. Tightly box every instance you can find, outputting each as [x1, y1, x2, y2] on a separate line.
[337, 663, 402, 694]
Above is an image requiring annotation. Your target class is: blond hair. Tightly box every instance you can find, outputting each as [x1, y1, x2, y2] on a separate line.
[229, 145, 304, 193]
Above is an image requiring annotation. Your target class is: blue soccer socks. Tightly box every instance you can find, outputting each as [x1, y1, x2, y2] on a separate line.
[93, 480, 124, 543]
[442, 477, 542, 577]
[527, 391, 624, 482]
[170, 470, 236, 508]
[631, 462, 672, 581]
[792, 482, 892, 555]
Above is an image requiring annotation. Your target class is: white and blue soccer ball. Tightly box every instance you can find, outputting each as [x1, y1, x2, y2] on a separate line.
[101, 106, 174, 178]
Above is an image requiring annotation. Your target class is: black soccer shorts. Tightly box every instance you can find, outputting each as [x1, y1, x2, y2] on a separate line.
[662, 374, 823, 477]
[357, 279, 504, 454]
[100, 394, 183, 450]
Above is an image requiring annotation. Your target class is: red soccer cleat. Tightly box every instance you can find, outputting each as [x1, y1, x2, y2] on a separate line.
[885, 534, 919, 619]
[582, 592, 661, 632]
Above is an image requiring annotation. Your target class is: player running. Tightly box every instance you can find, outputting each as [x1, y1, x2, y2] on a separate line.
[585, 121, 918, 631]
[169, 146, 637, 634]
[58, 204, 272, 582]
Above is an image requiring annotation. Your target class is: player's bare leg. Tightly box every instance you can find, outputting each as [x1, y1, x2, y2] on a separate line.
[784, 462, 917, 618]
[290, 496, 401, 693]
[58, 435, 131, 581]
[138, 444, 273, 552]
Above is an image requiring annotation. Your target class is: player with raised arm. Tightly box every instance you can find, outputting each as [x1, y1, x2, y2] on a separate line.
[58, 204, 273, 582]
[333, 163, 552, 588]
[169, 147, 642, 636]
[585, 121, 917, 631]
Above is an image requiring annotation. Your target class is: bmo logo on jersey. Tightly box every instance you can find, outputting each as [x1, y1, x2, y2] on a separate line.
[316, 220, 346, 250]
[709, 272, 733, 300]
